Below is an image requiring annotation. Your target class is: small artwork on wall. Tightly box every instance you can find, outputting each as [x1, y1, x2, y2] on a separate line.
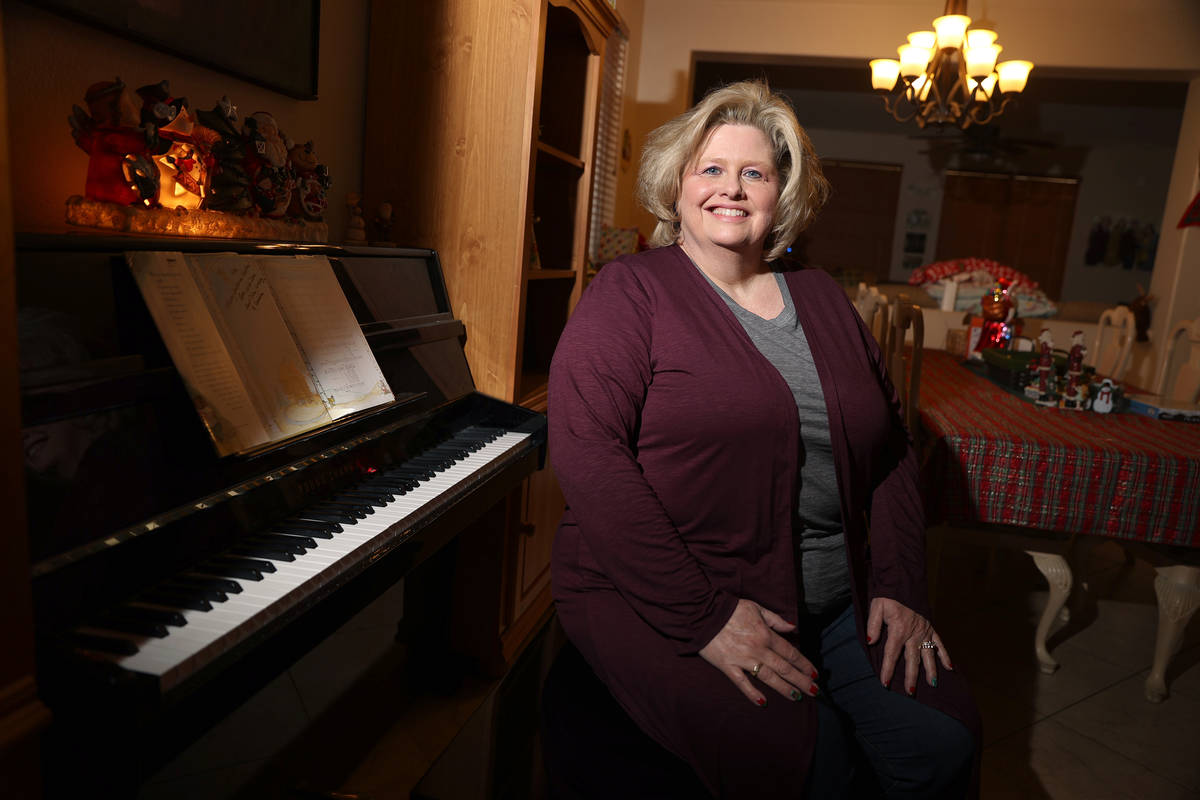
[904, 231, 927, 256]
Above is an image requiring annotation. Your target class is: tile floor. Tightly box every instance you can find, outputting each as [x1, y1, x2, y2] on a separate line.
[133, 537, 1200, 799]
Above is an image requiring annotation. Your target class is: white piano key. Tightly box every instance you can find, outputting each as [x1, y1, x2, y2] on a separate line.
[103, 431, 531, 690]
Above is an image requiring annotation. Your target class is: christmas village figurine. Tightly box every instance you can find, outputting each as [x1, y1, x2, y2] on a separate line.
[68, 78, 159, 207]
[973, 278, 1018, 356]
[67, 78, 332, 242]
[1092, 378, 1117, 414]
[1025, 329, 1059, 406]
[1060, 330, 1088, 410]
[344, 192, 367, 242]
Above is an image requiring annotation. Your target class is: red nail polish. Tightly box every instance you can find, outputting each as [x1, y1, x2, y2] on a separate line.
[866, 635, 874, 644]
[756, 697, 766, 707]
[946, 661, 954, 670]
[808, 684, 819, 696]
[907, 686, 916, 696]
[810, 670, 819, 681]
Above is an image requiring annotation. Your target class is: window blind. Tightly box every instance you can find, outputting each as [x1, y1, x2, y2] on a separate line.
[588, 29, 628, 264]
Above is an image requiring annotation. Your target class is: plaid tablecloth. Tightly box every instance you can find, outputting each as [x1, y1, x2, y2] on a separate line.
[919, 349, 1200, 546]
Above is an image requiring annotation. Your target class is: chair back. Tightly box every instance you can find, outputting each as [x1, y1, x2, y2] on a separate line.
[1089, 305, 1136, 380]
[1155, 316, 1200, 404]
[888, 300, 925, 433]
[853, 283, 889, 350]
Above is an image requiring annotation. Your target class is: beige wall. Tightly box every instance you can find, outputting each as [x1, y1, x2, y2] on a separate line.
[1148, 77, 1200, 392]
[1, 0, 369, 240]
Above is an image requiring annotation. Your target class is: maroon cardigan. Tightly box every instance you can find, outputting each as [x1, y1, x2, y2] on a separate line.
[549, 244, 977, 792]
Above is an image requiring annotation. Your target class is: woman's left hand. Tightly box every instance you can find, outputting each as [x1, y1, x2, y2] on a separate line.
[866, 596, 953, 695]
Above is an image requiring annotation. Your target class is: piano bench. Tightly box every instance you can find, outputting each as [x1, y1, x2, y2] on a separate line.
[540, 641, 713, 800]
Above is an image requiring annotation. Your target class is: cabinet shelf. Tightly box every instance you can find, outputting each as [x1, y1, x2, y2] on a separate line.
[535, 140, 585, 170]
[525, 268, 577, 281]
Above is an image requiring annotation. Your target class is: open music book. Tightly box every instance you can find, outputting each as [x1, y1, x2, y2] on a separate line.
[127, 251, 394, 456]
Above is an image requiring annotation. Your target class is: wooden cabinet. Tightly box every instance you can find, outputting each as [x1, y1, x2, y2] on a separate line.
[364, 0, 622, 662]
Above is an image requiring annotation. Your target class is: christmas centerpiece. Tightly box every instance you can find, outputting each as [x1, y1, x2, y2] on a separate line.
[67, 78, 331, 242]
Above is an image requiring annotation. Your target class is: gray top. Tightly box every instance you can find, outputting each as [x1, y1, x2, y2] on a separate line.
[701, 268, 851, 615]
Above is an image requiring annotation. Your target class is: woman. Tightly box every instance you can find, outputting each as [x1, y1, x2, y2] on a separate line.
[548, 81, 978, 798]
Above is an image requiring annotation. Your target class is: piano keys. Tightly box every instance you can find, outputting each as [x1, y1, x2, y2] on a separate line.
[16, 234, 546, 793]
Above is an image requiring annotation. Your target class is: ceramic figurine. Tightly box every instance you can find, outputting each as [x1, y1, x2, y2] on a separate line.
[1034, 330, 1058, 406]
[344, 192, 367, 242]
[68, 77, 159, 206]
[373, 202, 395, 246]
[134, 81, 211, 210]
[242, 112, 296, 218]
[974, 279, 1018, 355]
[196, 96, 254, 214]
[1061, 330, 1088, 410]
[286, 140, 332, 221]
[1092, 378, 1116, 414]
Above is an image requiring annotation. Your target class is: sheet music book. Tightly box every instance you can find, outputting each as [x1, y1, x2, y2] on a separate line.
[126, 251, 394, 456]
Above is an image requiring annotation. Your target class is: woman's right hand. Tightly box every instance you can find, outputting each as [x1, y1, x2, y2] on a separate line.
[699, 598, 819, 706]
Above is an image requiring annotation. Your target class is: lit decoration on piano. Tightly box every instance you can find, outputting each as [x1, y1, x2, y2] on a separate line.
[67, 77, 332, 242]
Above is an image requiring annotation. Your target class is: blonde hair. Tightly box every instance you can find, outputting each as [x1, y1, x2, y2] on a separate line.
[636, 80, 829, 262]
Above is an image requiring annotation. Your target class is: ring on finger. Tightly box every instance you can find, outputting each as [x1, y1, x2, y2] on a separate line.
[750, 662, 763, 678]
[920, 641, 937, 650]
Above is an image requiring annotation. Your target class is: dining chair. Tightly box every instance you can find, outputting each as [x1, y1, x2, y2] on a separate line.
[1088, 305, 1136, 381]
[1154, 315, 1200, 403]
[853, 283, 889, 351]
[888, 299, 925, 435]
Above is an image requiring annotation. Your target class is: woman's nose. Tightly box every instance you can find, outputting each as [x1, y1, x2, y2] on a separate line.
[719, 172, 745, 197]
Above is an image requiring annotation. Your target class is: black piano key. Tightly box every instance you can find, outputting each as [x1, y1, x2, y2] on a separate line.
[69, 632, 139, 656]
[214, 555, 276, 573]
[171, 575, 241, 596]
[366, 476, 419, 490]
[336, 490, 394, 505]
[272, 524, 336, 539]
[140, 589, 213, 612]
[277, 518, 342, 534]
[230, 544, 297, 562]
[251, 533, 316, 551]
[199, 560, 266, 581]
[386, 466, 436, 480]
[113, 605, 187, 627]
[95, 616, 169, 638]
[308, 503, 370, 519]
[295, 510, 358, 524]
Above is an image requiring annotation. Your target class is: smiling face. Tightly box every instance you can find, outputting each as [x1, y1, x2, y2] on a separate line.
[677, 124, 780, 261]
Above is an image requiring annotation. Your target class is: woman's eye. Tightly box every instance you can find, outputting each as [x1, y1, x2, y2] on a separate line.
[743, 169, 763, 180]
[701, 166, 721, 175]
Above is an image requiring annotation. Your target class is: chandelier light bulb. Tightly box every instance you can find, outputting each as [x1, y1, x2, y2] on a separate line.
[965, 43, 1002, 79]
[967, 73, 998, 98]
[966, 28, 998, 49]
[996, 60, 1034, 93]
[932, 14, 971, 49]
[907, 30, 937, 49]
[870, 59, 902, 91]
[911, 74, 933, 101]
[898, 44, 932, 77]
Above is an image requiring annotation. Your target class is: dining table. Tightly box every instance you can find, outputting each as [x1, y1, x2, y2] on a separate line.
[918, 348, 1200, 702]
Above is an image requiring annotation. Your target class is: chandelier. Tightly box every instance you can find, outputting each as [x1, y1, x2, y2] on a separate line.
[869, 0, 1033, 129]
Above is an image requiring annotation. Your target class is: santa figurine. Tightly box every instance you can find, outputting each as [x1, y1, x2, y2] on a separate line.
[974, 278, 1018, 354]
[1061, 330, 1088, 410]
[1033, 330, 1058, 406]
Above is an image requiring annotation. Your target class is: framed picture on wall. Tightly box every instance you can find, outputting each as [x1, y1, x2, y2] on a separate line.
[33, 0, 320, 100]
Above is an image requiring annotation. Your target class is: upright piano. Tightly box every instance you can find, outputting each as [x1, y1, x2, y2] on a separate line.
[15, 234, 547, 795]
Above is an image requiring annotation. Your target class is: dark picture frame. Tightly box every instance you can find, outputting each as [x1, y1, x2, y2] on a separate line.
[32, 0, 320, 100]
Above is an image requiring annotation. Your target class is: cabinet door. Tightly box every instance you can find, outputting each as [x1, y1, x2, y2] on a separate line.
[501, 454, 564, 660]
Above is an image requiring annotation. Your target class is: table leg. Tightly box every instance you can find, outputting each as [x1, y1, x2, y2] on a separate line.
[1145, 565, 1200, 703]
[1027, 551, 1073, 674]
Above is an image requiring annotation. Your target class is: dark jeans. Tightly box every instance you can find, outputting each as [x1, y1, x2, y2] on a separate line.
[803, 603, 975, 798]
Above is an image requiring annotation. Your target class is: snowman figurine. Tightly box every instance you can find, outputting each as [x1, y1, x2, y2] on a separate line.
[1092, 378, 1116, 414]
